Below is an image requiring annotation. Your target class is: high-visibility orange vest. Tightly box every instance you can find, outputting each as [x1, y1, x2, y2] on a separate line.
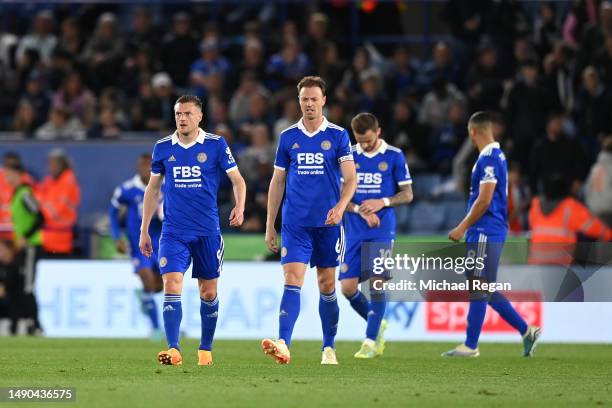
[35, 169, 80, 254]
[0, 169, 35, 240]
[528, 196, 612, 265]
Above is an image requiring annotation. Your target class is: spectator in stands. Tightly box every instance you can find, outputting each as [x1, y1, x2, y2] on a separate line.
[58, 16, 83, 57]
[35, 106, 85, 140]
[20, 70, 51, 130]
[576, 66, 612, 158]
[82, 13, 125, 90]
[465, 44, 505, 112]
[238, 92, 272, 132]
[316, 42, 345, 97]
[238, 123, 275, 183]
[504, 59, 548, 168]
[87, 107, 124, 139]
[441, 0, 489, 50]
[143, 72, 178, 133]
[326, 100, 350, 134]
[419, 76, 466, 128]
[15, 10, 57, 66]
[386, 45, 420, 100]
[273, 98, 301, 143]
[47, 48, 74, 92]
[214, 123, 246, 159]
[420, 41, 463, 89]
[585, 135, 612, 226]
[545, 41, 577, 113]
[12, 100, 37, 137]
[35, 149, 80, 255]
[304, 12, 330, 66]
[190, 39, 231, 98]
[390, 97, 430, 169]
[126, 7, 161, 55]
[121, 45, 158, 98]
[507, 161, 530, 233]
[533, 3, 560, 59]
[266, 39, 310, 92]
[594, 35, 612, 86]
[354, 70, 392, 129]
[529, 112, 588, 194]
[238, 39, 266, 81]
[160, 12, 199, 88]
[52, 70, 96, 127]
[336, 47, 377, 103]
[430, 100, 467, 174]
[229, 71, 270, 126]
[0, 153, 34, 241]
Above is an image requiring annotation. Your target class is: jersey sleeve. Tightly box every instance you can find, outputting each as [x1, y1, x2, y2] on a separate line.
[393, 152, 412, 186]
[110, 185, 127, 208]
[151, 143, 165, 176]
[478, 156, 502, 185]
[218, 137, 238, 173]
[273, 134, 290, 171]
[336, 129, 354, 163]
[108, 186, 126, 240]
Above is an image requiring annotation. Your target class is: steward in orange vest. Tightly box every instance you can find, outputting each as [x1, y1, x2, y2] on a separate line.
[35, 150, 81, 254]
[528, 175, 612, 265]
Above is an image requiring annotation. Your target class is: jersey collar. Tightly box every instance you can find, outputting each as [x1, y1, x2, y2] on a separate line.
[479, 142, 500, 157]
[132, 174, 146, 191]
[297, 116, 328, 137]
[356, 140, 388, 158]
[171, 128, 206, 148]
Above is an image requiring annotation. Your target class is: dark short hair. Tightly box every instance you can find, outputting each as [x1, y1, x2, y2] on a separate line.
[139, 153, 151, 161]
[468, 111, 493, 129]
[351, 112, 379, 135]
[175, 95, 203, 111]
[297, 76, 326, 96]
[4, 161, 23, 173]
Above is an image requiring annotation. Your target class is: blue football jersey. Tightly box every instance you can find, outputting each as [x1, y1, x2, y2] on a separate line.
[345, 141, 412, 240]
[151, 129, 237, 236]
[109, 175, 162, 245]
[467, 142, 508, 236]
[274, 117, 353, 227]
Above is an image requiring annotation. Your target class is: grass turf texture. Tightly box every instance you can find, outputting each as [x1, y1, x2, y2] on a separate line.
[1, 338, 610, 408]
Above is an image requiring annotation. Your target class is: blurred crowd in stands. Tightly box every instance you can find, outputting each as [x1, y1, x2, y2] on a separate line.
[0, 1, 611, 237]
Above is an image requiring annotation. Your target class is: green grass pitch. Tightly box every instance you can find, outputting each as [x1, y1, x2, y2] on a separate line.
[1, 338, 610, 407]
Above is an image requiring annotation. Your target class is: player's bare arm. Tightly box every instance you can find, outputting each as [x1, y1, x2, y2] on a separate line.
[227, 169, 247, 228]
[325, 160, 356, 225]
[359, 184, 414, 215]
[448, 182, 495, 242]
[139, 173, 163, 257]
[265, 168, 287, 252]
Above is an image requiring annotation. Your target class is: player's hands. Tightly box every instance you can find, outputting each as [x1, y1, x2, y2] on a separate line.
[359, 199, 385, 215]
[115, 239, 128, 254]
[448, 225, 466, 242]
[229, 206, 244, 227]
[360, 212, 381, 228]
[325, 204, 344, 225]
[265, 227, 279, 253]
[139, 232, 153, 257]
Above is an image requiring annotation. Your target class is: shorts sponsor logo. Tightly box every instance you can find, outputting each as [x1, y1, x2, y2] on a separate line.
[378, 161, 388, 171]
[159, 257, 167, 267]
[197, 153, 207, 163]
[281, 247, 287, 257]
[321, 140, 331, 150]
[340, 263, 348, 273]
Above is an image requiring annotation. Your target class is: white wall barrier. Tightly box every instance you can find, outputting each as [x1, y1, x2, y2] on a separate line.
[35, 260, 612, 342]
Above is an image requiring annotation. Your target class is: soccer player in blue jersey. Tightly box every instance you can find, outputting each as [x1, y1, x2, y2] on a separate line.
[109, 154, 163, 339]
[444, 111, 541, 357]
[139, 95, 246, 366]
[340, 113, 413, 359]
[261, 76, 357, 365]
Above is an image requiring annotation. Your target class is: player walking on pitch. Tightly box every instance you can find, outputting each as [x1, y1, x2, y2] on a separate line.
[110, 154, 163, 340]
[341, 113, 413, 359]
[444, 111, 540, 357]
[140, 95, 246, 366]
[262, 76, 357, 365]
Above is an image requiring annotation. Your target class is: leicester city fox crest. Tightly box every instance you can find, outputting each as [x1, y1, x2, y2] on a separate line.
[321, 140, 332, 150]
[197, 153, 207, 163]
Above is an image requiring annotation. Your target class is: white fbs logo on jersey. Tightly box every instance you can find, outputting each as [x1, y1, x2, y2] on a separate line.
[173, 166, 202, 188]
[297, 152, 325, 175]
[357, 172, 383, 193]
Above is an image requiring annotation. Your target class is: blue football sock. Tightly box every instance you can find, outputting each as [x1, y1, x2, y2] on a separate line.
[346, 290, 369, 320]
[489, 291, 528, 335]
[366, 292, 386, 341]
[142, 291, 159, 330]
[162, 293, 182, 350]
[465, 300, 487, 349]
[278, 285, 301, 347]
[319, 290, 339, 349]
[199, 296, 219, 351]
